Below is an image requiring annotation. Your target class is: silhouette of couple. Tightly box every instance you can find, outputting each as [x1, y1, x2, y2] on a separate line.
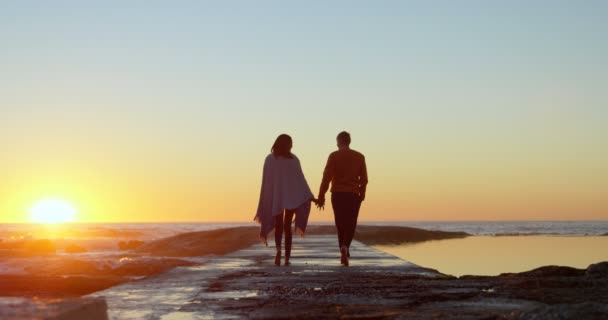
[254, 131, 368, 267]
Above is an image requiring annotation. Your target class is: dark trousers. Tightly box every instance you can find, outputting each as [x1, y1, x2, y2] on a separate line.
[331, 192, 361, 249]
[275, 209, 295, 256]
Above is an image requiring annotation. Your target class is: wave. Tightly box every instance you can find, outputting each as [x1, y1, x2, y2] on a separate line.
[376, 221, 608, 237]
[491, 232, 608, 237]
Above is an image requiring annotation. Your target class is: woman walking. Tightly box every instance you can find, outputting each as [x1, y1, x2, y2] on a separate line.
[254, 134, 316, 266]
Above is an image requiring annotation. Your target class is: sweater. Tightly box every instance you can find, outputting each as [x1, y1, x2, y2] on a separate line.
[319, 149, 368, 197]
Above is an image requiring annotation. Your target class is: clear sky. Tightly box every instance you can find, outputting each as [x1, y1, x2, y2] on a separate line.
[1, 1, 607, 222]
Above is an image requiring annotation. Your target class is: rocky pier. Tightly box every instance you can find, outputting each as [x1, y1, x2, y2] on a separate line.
[88, 235, 608, 319]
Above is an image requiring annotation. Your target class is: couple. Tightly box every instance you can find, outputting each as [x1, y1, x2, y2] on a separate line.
[254, 131, 368, 267]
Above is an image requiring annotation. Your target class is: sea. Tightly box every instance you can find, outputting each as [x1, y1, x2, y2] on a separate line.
[1, 221, 608, 277]
[2, 220, 607, 240]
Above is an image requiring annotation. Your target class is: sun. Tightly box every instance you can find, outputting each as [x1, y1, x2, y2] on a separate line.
[29, 199, 77, 224]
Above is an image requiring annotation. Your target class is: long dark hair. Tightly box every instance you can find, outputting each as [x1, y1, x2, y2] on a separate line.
[271, 134, 294, 159]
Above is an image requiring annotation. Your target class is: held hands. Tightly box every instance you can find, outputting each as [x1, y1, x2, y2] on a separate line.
[314, 197, 325, 210]
[312, 194, 360, 210]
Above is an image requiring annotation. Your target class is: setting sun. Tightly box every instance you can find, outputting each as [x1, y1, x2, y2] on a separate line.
[29, 199, 77, 224]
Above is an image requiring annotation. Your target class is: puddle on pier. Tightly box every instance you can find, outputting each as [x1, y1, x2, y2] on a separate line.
[189, 259, 254, 271]
[199, 290, 259, 300]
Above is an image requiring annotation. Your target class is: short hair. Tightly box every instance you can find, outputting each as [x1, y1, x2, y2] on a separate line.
[337, 131, 351, 145]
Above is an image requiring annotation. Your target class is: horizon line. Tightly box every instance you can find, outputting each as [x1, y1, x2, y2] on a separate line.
[2, 219, 608, 225]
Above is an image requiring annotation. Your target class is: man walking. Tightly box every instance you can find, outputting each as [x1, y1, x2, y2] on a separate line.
[317, 131, 368, 266]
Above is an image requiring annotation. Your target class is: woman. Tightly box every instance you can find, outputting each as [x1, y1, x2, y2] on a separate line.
[254, 134, 316, 266]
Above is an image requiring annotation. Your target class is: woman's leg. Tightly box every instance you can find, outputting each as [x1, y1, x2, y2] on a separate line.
[283, 209, 295, 265]
[274, 213, 284, 266]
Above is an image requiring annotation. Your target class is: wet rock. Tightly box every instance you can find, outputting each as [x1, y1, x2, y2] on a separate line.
[92, 235, 608, 319]
[66, 244, 87, 253]
[0, 275, 126, 297]
[502, 265, 585, 278]
[0, 297, 108, 320]
[304, 225, 470, 245]
[68, 227, 143, 238]
[520, 302, 608, 320]
[352, 226, 470, 245]
[136, 225, 471, 258]
[136, 227, 260, 257]
[0, 239, 56, 258]
[110, 258, 198, 276]
[24, 239, 56, 254]
[24, 259, 102, 276]
[118, 240, 145, 251]
[586, 261, 608, 278]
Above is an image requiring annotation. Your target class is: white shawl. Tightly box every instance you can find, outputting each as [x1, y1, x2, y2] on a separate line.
[254, 154, 314, 240]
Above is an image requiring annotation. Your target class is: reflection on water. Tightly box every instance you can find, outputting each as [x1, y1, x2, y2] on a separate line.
[374, 236, 608, 277]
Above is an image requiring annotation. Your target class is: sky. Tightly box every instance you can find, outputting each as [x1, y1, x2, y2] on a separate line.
[1, 1, 607, 223]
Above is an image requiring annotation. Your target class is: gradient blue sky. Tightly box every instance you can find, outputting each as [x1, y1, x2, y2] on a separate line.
[1, 1, 607, 222]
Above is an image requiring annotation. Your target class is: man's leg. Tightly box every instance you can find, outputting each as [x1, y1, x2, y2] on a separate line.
[331, 193, 345, 249]
[344, 193, 362, 249]
[348, 196, 362, 257]
[332, 193, 351, 265]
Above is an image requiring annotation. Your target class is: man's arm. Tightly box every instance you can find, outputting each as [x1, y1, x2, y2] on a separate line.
[317, 154, 334, 208]
[359, 156, 368, 202]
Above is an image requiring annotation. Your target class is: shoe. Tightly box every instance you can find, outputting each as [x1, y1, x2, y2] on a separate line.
[275, 251, 281, 266]
[340, 246, 349, 267]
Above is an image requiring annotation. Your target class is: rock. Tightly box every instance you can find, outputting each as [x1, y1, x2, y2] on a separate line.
[520, 302, 608, 320]
[0, 274, 126, 297]
[503, 265, 585, 278]
[23, 239, 56, 255]
[586, 261, 608, 278]
[136, 225, 471, 257]
[110, 258, 198, 276]
[0, 297, 108, 320]
[67, 227, 143, 238]
[118, 240, 145, 251]
[352, 225, 470, 245]
[65, 244, 87, 253]
[24, 259, 102, 276]
[136, 227, 260, 257]
[0, 239, 56, 258]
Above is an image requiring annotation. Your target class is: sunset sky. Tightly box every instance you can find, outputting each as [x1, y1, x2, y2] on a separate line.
[1, 1, 607, 223]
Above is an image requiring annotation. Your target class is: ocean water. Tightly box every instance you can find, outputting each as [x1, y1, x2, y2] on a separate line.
[2, 220, 606, 241]
[369, 220, 608, 236]
[369, 221, 608, 276]
[0, 222, 250, 241]
[0, 222, 245, 276]
[375, 236, 608, 276]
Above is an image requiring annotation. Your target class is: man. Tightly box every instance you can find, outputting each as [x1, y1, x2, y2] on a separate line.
[317, 131, 368, 266]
